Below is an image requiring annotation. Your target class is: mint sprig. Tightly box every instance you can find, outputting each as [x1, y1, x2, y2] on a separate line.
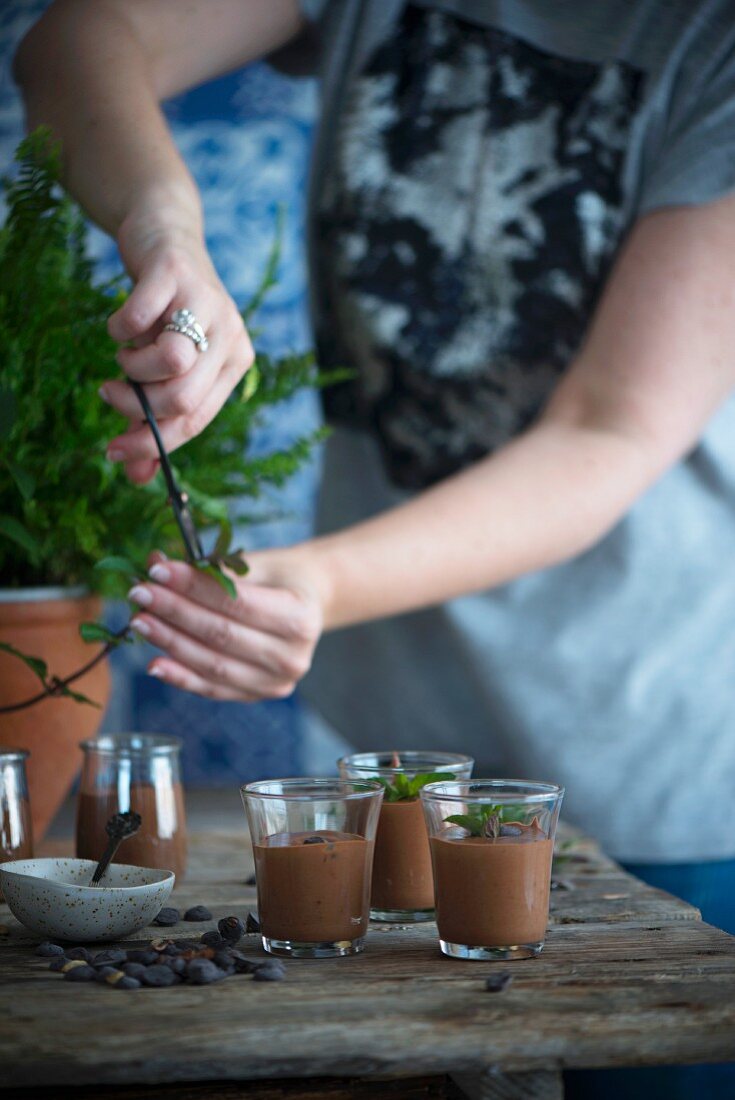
[445, 803, 527, 837]
[368, 771, 456, 803]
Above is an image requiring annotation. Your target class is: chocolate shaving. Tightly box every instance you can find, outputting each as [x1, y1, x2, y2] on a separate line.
[483, 813, 501, 839]
[150, 938, 177, 952]
[178, 946, 216, 962]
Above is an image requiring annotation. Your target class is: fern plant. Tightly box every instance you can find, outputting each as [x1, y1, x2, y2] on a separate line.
[0, 129, 337, 708]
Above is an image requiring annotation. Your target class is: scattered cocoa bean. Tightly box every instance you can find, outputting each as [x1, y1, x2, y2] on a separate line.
[485, 972, 513, 993]
[187, 958, 226, 985]
[183, 905, 212, 922]
[153, 907, 179, 927]
[35, 942, 65, 957]
[217, 915, 245, 943]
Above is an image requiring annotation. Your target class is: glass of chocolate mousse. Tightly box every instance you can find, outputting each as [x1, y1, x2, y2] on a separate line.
[421, 779, 564, 961]
[76, 735, 187, 880]
[338, 751, 474, 922]
[0, 750, 33, 869]
[241, 778, 384, 958]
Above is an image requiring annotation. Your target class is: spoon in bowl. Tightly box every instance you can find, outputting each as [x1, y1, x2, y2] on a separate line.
[90, 811, 142, 886]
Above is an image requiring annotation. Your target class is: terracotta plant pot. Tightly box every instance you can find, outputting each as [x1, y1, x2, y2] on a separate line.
[0, 587, 110, 843]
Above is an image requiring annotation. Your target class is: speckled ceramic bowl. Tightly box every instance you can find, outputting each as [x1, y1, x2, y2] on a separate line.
[0, 858, 175, 942]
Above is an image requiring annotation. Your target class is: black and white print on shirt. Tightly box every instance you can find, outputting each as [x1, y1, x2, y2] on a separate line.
[316, 4, 645, 489]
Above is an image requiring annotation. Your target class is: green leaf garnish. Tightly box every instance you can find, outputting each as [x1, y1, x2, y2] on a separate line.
[368, 771, 456, 802]
[445, 803, 526, 837]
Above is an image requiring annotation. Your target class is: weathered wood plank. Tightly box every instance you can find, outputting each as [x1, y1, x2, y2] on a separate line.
[1, 822, 733, 1090]
[2, 1075, 466, 1100]
[451, 1070, 563, 1100]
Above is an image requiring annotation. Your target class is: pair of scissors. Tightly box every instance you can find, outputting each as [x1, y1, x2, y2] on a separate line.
[130, 381, 205, 564]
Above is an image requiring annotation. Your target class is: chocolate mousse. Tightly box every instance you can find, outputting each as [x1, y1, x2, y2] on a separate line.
[430, 820, 553, 948]
[76, 782, 187, 880]
[371, 798, 434, 915]
[253, 830, 373, 944]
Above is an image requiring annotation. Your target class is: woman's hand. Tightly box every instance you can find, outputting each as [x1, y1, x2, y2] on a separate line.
[100, 210, 254, 484]
[126, 549, 326, 702]
[16, 0, 301, 488]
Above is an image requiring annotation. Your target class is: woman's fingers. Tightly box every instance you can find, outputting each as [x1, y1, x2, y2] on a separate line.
[105, 354, 249, 464]
[125, 549, 325, 705]
[111, 277, 248, 387]
[128, 582, 307, 681]
[131, 609, 296, 700]
[127, 569, 311, 700]
[116, 325, 203, 383]
[130, 561, 320, 644]
[100, 358, 221, 420]
[148, 660, 256, 703]
[123, 457, 160, 485]
[107, 262, 177, 342]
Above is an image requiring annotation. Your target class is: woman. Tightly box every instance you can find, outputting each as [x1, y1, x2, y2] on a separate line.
[15, 3, 735, 1092]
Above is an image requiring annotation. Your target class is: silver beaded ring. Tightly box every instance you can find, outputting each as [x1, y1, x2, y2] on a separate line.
[163, 307, 209, 352]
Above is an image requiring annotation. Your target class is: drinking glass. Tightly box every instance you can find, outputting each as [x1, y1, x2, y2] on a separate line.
[421, 779, 564, 960]
[241, 778, 384, 958]
[76, 734, 187, 879]
[0, 749, 33, 865]
[338, 751, 474, 921]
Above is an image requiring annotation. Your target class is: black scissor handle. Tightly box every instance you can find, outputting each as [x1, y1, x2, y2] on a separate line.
[129, 381, 205, 563]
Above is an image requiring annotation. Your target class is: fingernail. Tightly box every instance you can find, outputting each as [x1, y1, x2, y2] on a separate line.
[130, 616, 151, 637]
[149, 564, 171, 584]
[148, 666, 165, 679]
[128, 585, 153, 607]
[107, 448, 125, 462]
[98, 385, 111, 404]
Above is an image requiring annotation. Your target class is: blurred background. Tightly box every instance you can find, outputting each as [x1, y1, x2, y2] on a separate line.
[0, 2, 349, 788]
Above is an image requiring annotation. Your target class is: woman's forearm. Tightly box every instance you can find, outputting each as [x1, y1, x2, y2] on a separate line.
[15, 3, 201, 239]
[295, 413, 656, 630]
[14, 0, 303, 240]
[289, 196, 735, 632]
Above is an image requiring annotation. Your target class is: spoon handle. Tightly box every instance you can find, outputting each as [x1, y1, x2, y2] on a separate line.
[90, 835, 123, 886]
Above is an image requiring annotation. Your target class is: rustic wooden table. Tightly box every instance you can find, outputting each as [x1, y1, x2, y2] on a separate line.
[2, 791, 734, 1099]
